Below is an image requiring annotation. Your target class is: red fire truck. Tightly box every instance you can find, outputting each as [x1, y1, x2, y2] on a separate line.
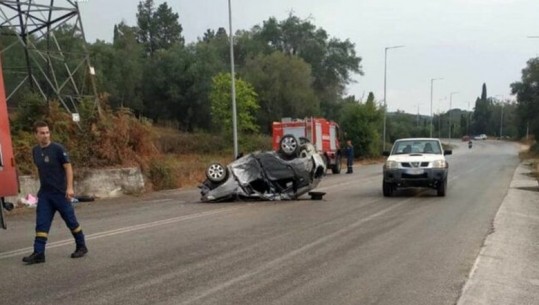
[272, 117, 343, 174]
[0, 58, 17, 229]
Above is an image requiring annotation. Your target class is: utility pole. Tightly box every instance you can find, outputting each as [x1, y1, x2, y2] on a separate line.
[382, 45, 404, 151]
[430, 78, 443, 137]
[228, 0, 238, 158]
[448, 92, 459, 142]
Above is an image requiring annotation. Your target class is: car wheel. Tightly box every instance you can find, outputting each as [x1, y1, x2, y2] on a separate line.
[437, 179, 447, 197]
[332, 155, 342, 174]
[279, 134, 300, 158]
[383, 180, 393, 197]
[206, 163, 228, 183]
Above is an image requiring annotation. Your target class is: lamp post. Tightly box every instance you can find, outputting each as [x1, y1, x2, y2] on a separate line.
[429, 78, 443, 137]
[382, 45, 404, 151]
[437, 97, 446, 138]
[228, 0, 238, 159]
[448, 91, 458, 142]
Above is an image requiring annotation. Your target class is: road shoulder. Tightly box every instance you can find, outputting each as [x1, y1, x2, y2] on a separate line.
[458, 161, 539, 305]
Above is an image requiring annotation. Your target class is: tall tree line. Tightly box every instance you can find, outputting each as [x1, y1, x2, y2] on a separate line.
[511, 57, 539, 145]
[86, 1, 364, 134]
[1, 0, 533, 157]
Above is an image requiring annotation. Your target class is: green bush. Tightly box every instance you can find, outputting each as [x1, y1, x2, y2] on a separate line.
[147, 157, 179, 191]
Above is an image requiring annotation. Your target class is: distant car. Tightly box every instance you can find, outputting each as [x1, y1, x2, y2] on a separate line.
[199, 135, 327, 202]
[382, 138, 452, 197]
[474, 134, 487, 140]
[462, 135, 470, 142]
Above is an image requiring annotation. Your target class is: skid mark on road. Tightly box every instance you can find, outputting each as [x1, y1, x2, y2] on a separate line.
[0, 207, 241, 260]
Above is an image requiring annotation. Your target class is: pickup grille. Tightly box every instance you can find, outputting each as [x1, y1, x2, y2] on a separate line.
[402, 162, 429, 168]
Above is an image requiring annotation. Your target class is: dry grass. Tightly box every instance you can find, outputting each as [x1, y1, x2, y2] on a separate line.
[518, 139, 539, 185]
[163, 153, 236, 189]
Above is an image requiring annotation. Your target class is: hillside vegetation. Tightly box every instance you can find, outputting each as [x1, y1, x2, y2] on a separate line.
[10, 96, 271, 191]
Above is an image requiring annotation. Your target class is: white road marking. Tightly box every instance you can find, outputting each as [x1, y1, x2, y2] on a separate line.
[0, 207, 241, 259]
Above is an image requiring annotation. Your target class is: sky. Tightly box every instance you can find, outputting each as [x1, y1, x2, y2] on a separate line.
[77, 0, 539, 116]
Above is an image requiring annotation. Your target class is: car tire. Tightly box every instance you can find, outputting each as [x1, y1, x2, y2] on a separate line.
[279, 134, 300, 158]
[383, 180, 393, 197]
[206, 163, 228, 183]
[437, 179, 447, 197]
[331, 155, 342, 174]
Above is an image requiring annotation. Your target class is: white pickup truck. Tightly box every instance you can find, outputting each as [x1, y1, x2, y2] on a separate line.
[382, 138, 452, 197]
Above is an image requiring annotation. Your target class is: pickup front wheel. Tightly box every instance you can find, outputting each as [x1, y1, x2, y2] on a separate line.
[383, 180, 394, 197]
[437, 179, 447, 197]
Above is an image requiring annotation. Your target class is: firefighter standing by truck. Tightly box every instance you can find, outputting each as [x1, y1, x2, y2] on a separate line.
[344, 140, 354, 174]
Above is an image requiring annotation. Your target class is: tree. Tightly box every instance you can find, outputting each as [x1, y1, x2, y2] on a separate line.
[88, 40, 120, 99]
[338, 93, 383, 157]
[112, 22, 144, 112]
[241, 52, 319, 133]
[472, 83, 492, 134]
[136, 0, 183, 57]
[252, 14, 363, 119]
[136, 0, 155, 55]
[210, 73, 259, 137]
[511, 57, 539, 142]
[141, 45, 212, 131]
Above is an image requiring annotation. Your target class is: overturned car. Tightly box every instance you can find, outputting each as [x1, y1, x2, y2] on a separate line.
[200, 135, 327, 202]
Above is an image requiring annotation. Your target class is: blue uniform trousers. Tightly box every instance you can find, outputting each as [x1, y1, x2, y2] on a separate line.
[347, 157, 353, 173]
[34, 193, 85, 253]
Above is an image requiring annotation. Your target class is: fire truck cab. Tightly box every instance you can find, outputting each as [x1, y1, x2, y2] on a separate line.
[272, 117, 343, 174]
[0, 58, 18, 229]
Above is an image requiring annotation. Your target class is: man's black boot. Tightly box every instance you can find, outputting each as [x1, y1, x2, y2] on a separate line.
[22, 252, 45, 264]
[71, 246, 88, 258]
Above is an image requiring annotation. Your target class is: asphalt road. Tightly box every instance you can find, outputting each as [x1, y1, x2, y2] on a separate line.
[0, 140, 521, 305]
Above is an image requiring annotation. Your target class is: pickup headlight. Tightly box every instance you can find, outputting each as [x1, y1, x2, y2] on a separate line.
[432, 160, 447, 168]
[385, 160, 399, 169]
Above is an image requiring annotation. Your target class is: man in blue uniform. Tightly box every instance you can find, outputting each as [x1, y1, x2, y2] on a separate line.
[22, 121, 88, 264]
[345, 140, 354, 174]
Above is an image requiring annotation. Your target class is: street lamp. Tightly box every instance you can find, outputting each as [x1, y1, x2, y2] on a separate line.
[382, 45, 404, 151]
[448, 91, 458, 142]
[429, 78, 443, 137]
[228, 0, 238, 159]
[437, 97, 446, 138]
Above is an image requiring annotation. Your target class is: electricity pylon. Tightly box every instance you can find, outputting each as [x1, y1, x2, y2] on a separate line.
[0, 0, 98, 116]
